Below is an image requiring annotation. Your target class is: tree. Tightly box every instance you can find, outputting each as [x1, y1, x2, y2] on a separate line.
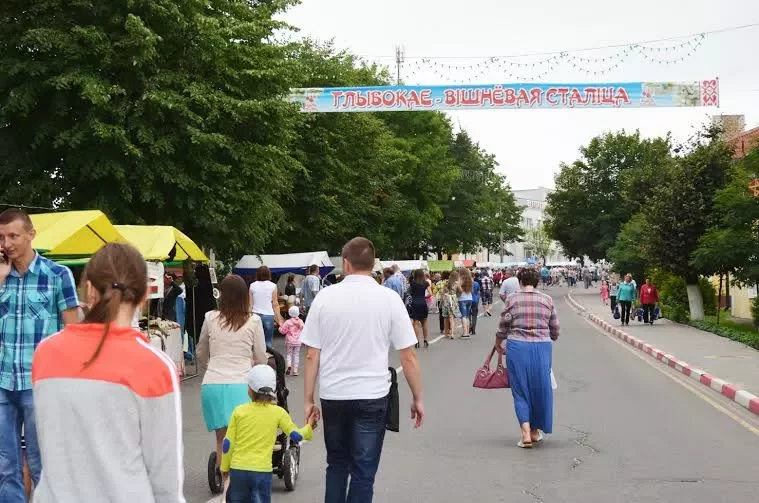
[544, 131, 671, 261]
[523, 225, 555, 265]
[693, 148, 759, 288]
[426, 131, 522, 257]
[0, 0, 301, 257]
[643, 125, 734, 320]
[607, 213, 650, 283]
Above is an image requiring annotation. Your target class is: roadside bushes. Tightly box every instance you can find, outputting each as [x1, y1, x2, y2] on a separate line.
[699, 277, 717, 316]
[650, 269, 689, 323]
[752, 296, 759, 329]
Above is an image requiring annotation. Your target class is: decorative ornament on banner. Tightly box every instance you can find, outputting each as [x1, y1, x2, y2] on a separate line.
[289, 80, 720, 113]
[402, 34, 707, 84]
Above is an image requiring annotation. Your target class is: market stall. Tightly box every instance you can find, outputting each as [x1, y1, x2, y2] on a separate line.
[115, 225, 211, 379]
[31, 210, 127, 258]
[427, 260, 454, 272]
[380, 260, 428, 273]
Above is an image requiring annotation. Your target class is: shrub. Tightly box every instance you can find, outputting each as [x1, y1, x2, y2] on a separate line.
[699, 277, 717, 316]
[689, 319, 759, 350]
[752, 296, 759, 329]
[650, 269, 690, 323]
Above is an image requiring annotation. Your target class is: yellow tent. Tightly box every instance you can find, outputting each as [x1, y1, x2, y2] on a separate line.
[115, 225, 208, 262]
[31, 210, 127, 257]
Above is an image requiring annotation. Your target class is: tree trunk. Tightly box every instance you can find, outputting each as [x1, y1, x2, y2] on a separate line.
[717, 273, 723, 325]
[686, 283, 705, 321]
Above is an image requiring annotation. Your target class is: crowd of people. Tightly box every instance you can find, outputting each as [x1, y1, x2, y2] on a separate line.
[0, 205, 621, 502]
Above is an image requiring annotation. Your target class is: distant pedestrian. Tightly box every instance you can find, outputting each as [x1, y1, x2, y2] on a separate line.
[249, 265, 285, 347]
[458, 268, 474, 338]
[499, 268, 520, 301]
[300, 264, 322, 316]
[609, 279, 619, 314]
[600, 281, 610, 305]
[639, 278, 659, 325]
[409, 269, 430, 349]
[495, 268, 559, 449]
[279, 306, 305, 375]
[470, 272, 482, 335]
[480, 272, 494, 316]
[302, 237, 424, 503]
[617, 274, 636, 326]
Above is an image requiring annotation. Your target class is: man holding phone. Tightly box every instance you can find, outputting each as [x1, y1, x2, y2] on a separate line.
[0, 208, 80, 501]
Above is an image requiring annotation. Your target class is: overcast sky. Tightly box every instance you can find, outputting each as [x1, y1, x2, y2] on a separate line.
[281, 0, 759, 190]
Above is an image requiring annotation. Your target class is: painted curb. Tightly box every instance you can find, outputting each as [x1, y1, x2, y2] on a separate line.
[567, 291, 759, 417]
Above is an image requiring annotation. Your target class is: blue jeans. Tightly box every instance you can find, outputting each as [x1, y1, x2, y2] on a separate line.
[0, 389, 41, 503]
[256, 314, 275, 348]
[458, 300, 472, 318]
[321, 396, 388, 503]
[226, 469, 272, 503]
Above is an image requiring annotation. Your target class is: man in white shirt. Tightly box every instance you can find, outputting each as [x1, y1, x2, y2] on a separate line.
[302, 237, 424, 503]
[499, 268, 521, 301]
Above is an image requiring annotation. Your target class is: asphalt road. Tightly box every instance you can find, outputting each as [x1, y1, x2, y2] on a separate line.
[180, 287, 759, 503]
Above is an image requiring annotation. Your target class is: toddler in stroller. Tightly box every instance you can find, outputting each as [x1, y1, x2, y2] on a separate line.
[208, 348, 314, 497]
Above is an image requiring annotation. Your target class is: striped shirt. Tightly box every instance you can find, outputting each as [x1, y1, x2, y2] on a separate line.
[496, 287, 560, 343]
[0, 253, 79, 391]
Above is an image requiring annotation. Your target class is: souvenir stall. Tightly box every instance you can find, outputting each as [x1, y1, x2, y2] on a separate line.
[115, 225, 211, 379]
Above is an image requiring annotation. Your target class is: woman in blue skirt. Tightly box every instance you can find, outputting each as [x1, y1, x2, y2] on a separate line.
[494, 268, 560, 448]
[197, 275, 268, 471]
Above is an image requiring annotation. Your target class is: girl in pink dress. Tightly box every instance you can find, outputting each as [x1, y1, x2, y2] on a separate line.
[278, 306, 304, 376]
[600, 281, 610, 305]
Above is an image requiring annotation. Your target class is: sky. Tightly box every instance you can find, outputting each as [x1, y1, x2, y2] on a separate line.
[280, 0, 759, 191]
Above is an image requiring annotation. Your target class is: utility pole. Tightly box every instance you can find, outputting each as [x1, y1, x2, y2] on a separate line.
[395, 45, 405, 85]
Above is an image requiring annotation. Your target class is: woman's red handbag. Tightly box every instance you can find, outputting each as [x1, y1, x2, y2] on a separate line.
[473, 346, 509, 389]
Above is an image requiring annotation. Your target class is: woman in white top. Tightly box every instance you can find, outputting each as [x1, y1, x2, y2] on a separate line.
[197, 274, 268, 474]
[249, 265, 285, 347]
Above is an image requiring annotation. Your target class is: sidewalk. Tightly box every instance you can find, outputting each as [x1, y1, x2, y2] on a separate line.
[567, 289, 759, 416]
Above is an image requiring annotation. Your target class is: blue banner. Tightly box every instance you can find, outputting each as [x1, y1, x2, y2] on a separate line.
[290, 80, 719, 113]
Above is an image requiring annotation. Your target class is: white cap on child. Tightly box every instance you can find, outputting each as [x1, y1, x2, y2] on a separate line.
[288, 306, 300, 319]
[247, 365, 277, 399]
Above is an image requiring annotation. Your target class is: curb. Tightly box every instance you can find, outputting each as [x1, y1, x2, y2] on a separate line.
[567, 291, 759, 417]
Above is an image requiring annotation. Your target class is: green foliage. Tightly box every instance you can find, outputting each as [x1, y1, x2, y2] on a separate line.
[650, 269, 690, 323]
[607, 213, 649, 282]
[689, 319, 759, 350]
[644, 125, 733, 281]
[752, 297, 759, 329]
[698, 277, 717, 316]
[0, 0, 302, 257]
[693, 149, 759, 285]
[523, 225, 555, 264]
[545, 130, 670, 261]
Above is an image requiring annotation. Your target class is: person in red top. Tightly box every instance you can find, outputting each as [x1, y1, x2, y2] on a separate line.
[639, 278, 660, 325]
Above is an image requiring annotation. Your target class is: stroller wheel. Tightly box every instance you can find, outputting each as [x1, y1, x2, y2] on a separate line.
[208, 451, 223, 495]
[283, 447, 299, 491]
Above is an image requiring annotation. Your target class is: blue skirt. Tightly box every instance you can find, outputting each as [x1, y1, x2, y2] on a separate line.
[506, 339, 553, 433]
[201, 384, 250, 431]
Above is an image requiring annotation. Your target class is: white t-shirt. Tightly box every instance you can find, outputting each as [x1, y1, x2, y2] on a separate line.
[300, 274, 417, 400]
[500, 276, 520, 299]
[249, 281, 278, 316]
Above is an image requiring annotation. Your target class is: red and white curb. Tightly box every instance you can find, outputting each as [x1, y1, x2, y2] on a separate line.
[567, 292, 759, 417]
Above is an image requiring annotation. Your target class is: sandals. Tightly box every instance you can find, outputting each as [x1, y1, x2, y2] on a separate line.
[517, 440, 533, 449]
[415, 342, 420, 349]
[424, 340, 429, 348]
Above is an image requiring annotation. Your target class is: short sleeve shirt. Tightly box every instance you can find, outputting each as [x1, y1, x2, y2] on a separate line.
[0, 253, 79, 390]
[302, 275, 321, 308]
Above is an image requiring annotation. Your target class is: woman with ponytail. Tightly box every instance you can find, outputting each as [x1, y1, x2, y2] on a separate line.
[31, 243, 186, 502]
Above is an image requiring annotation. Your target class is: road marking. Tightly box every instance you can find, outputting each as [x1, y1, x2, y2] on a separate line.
[396, 301, 501, 374]
[579, 311, 759, 437]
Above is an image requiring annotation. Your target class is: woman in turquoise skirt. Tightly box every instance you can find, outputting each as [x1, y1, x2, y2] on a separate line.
[197, 275, 268, 471]
[494, 268, 560, 448]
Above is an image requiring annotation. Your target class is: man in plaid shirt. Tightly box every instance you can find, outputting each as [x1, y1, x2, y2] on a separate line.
[480, 272, 495, 317]
[0, 209, 80, 502]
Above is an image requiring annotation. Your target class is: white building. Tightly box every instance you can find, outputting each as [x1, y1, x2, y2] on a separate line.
[467, 187, 573, 265]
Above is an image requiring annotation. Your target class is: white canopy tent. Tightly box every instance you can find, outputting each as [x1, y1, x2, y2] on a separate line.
[380, 260, 427, 273]
[233, 251, 334, 277]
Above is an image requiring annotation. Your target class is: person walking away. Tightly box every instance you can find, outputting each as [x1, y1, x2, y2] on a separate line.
[31, 243, 185, 502]
[279, 306, 305, 375]
[494, 268, 559, 449]
[470, 272, 482, 335]
[457, 268, 474, 339]
[540, 266, 550, 287]
[284, 274, 297, 306]
[382, 266, 403, 298]
[499, 268, 520, 302]
[600, 281, 610, 306]
[249, 266, 285, 348]
[441, 270, 461, 339]
[436, 271, 450, 334]
[198, 274, 268, 478]
[409, 269, 430, 349]
[617, 275, 636, 326]
[424, 273, 436, 314]
[480, 272, 494, 316]
[0, 209, 80, 502]
[639, 278, 660, 325]
[221, 365, 316, 503]
[300, 265, 322, 317]
[609, 280, 619, 314]
[302, 237, 424, 503]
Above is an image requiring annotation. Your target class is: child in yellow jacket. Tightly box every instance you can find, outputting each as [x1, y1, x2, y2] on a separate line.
[221, 365, 317, 502]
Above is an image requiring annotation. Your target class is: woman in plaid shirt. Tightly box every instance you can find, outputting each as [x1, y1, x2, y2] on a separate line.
[494, 268, 559, 449]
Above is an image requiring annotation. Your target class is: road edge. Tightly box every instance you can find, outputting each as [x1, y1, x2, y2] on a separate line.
[566, 290, 759, 417]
